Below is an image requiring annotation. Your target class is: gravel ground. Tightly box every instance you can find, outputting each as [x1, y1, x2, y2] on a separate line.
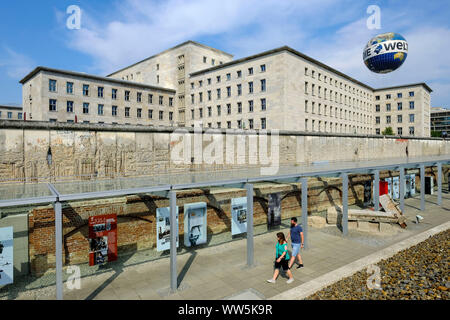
[307, 229, 450, 300]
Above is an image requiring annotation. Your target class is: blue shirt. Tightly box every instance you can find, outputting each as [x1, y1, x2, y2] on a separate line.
[290, 225, 303, 244]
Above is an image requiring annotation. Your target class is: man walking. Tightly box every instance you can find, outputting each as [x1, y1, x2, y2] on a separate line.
[287, 217, 304, 269]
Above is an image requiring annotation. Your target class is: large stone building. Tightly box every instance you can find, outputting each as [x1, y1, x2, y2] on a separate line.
[431, 107, 450, 135]
[0, 105, 22, 121]
[17, 40, 432, 136]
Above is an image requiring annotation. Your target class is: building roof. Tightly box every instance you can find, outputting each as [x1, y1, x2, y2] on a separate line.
[0, 105, 22, 110]
[19, 66, 176, 93]
[373, 83, 433, 93]
[189, 45, 433, 93]
[107, 40, 234, 77]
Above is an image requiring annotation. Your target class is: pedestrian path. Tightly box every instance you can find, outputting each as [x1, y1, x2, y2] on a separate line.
[15, 192, 450, 300]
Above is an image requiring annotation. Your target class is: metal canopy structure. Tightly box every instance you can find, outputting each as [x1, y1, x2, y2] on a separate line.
[0, 154, 449, 299]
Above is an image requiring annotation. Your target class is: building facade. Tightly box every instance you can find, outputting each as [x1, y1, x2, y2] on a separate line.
[18, 40, 432, 136]
[0, 105, 23, 121]
[431, 107, 450, 135]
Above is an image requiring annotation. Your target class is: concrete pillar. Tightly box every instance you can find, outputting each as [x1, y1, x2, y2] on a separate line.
[300, 177, 308, 249]
[245, 183, 254, 267]
[420, 165, 425, 211]
[54, 201, 63, 300]
[399, 167, 405, 213]
[374, 170, 380, 211]
[438, 163, 442, 206]
[341, 173, 348, 236]
[169, 190, 177, 293]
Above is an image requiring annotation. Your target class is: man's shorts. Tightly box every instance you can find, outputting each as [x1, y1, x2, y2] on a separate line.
[292, 243, 301, 257]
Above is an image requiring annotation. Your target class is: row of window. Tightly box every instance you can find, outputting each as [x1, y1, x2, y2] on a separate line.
[202, 56, 225, 66]
[191, 80, 266, 103]
[190, 99, 267, 119]
[375, 102, 415, 111]
[0, 111, 23, 119]
[48, 79, 173, 105]
[191, 65, 266, 89]
[304, 66, 372, 99]
[375, 114, 415, 124]
[194, 118, 267, 130]
[305, 100, 372, 124]
[48, 99, 173, 120]
[375, 127, 415, 135]
[304, 119, 371, 134]
[375, 92, 414, 100]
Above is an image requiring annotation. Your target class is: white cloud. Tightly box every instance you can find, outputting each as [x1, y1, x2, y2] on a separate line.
[0, 46, 35, 80]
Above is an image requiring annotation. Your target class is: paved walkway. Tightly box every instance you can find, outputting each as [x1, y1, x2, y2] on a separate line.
[16, 192, 450, 300]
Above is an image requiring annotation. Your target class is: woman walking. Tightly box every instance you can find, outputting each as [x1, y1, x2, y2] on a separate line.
[267, 232, 294, 284]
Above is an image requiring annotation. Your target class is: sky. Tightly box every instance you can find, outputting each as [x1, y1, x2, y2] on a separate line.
[0, 0, 449, 107]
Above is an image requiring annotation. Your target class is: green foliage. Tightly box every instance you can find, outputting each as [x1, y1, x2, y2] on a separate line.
[382, 127, 394, 135]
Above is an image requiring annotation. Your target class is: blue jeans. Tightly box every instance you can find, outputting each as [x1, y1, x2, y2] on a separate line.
[291, 243, 301, 257]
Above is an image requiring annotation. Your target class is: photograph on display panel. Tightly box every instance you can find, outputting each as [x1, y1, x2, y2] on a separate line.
[184, 202, 207, 248]
[156, 206, 179, 252]
[0, 226, 13, 286]
[231, 197, 247, 236]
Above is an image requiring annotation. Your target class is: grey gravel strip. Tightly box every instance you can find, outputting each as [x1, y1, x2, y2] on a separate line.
[270, 221, 450, 300]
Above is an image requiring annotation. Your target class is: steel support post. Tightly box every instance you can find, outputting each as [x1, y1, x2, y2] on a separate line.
[245, 183, 254, 267]
[341, 173, 348, 236]
[300, 178, 309, 249]
[438, 163, 442, 206]
[420, 165, 425, 211]
[169, 190, 178, 293]
[54, 201, 63, 300]
[374, 170, 380, 211]
[399, 167, 405, 214]
[245, 183, 255, 267]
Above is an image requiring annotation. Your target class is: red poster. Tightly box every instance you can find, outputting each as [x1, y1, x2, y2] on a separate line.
[88, 214, 118, 266]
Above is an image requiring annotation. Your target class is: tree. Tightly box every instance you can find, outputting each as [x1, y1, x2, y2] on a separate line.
[431, 130, 442, 137]
[382, 127, 394, 135]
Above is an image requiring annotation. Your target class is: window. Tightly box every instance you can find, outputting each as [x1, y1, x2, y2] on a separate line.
[227, 121, 231, 129]
[397, 102, 402, 111]
[386, 103, 391, 111]
[67, 101, 74, 113]
[199, 80, 203, 87]
[261, 79, 266, 92]
[208, 106, 212, 117]
[169, 112, 173, 121]
[248, 67, 253, 75]
[398, 127, 403, 135]
[199, 92, 203, 103]
[67, 120, 74, 123]
[66, 82, 73, 94]
[157, 75, 159, 84]
[137, 92, 142, 102]
[112, 106, 118, 116]
[261, 118, 266, 130]
[249, 119, 254, 129]
[203, 56, 207, 63]
[261, 98, 266, 111]
[217, 88, 221, 99]
[217, 122, 221, 128]
[98, 104, 104, 115]
[159, 111, 164, 120]
[227, 86, 231, 97]
[397, 93, 402, 98]
[227, 104, 231, 114]
[226, 73, 231, 81]
[156, 64, 160, 71]
[312, 70, 315, 78]
[237, 70, 242, 78]
[137, 108, 142, 118]
[49, 79, 57, 92]
[212, 59, 215, 66]
[148, 109, 153, 119]
[125, 107, 130, 117]
[148, 94, 153, 104]
[237, 84, 242, 96]
[169, 97, 173, 107]
[386, 94, 391, 99]
[217, 105, 221, 116]
[112, 89, 117, 100]
[237, 102, 242, 114]
[191, 94, 195, 104]
[159, 96, 163, 105]
[375, 105, 380, 112]
[409, 91, 414, 97]
[125, 91, 130, 101]
[207, 78, 211, 85]
[305, 67, 308, 75]
[83, 84, 89, 96]
[260, 64, 266, 72]
[409, 101, 415, 109]
[376, 128, 381, 135]
[305, 100, 309, 113]
[249, 82, 253, 94]
[216, 76, 221, 83]
[199, 108, 203, 118]
[375, 95, 380, 100]
[18, 113, 22, 120]
[305, 82, 308, 94]
[191, 109, 194, 120]
[386, 115, 391, 124]
[397, 115, 402, 123]
[49, 118, 57, 123]
[83, 103, 89, 114]
[98, 87, 104, 98]
[249, 100, 254, 112]
[49, 99, 57, 111]
[409, 126, 415, 135]
[7, 112, 12, 119]
[409, 114, 415, 123]
[208, 90, 211, 101]
[191, 82, 194, 89]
